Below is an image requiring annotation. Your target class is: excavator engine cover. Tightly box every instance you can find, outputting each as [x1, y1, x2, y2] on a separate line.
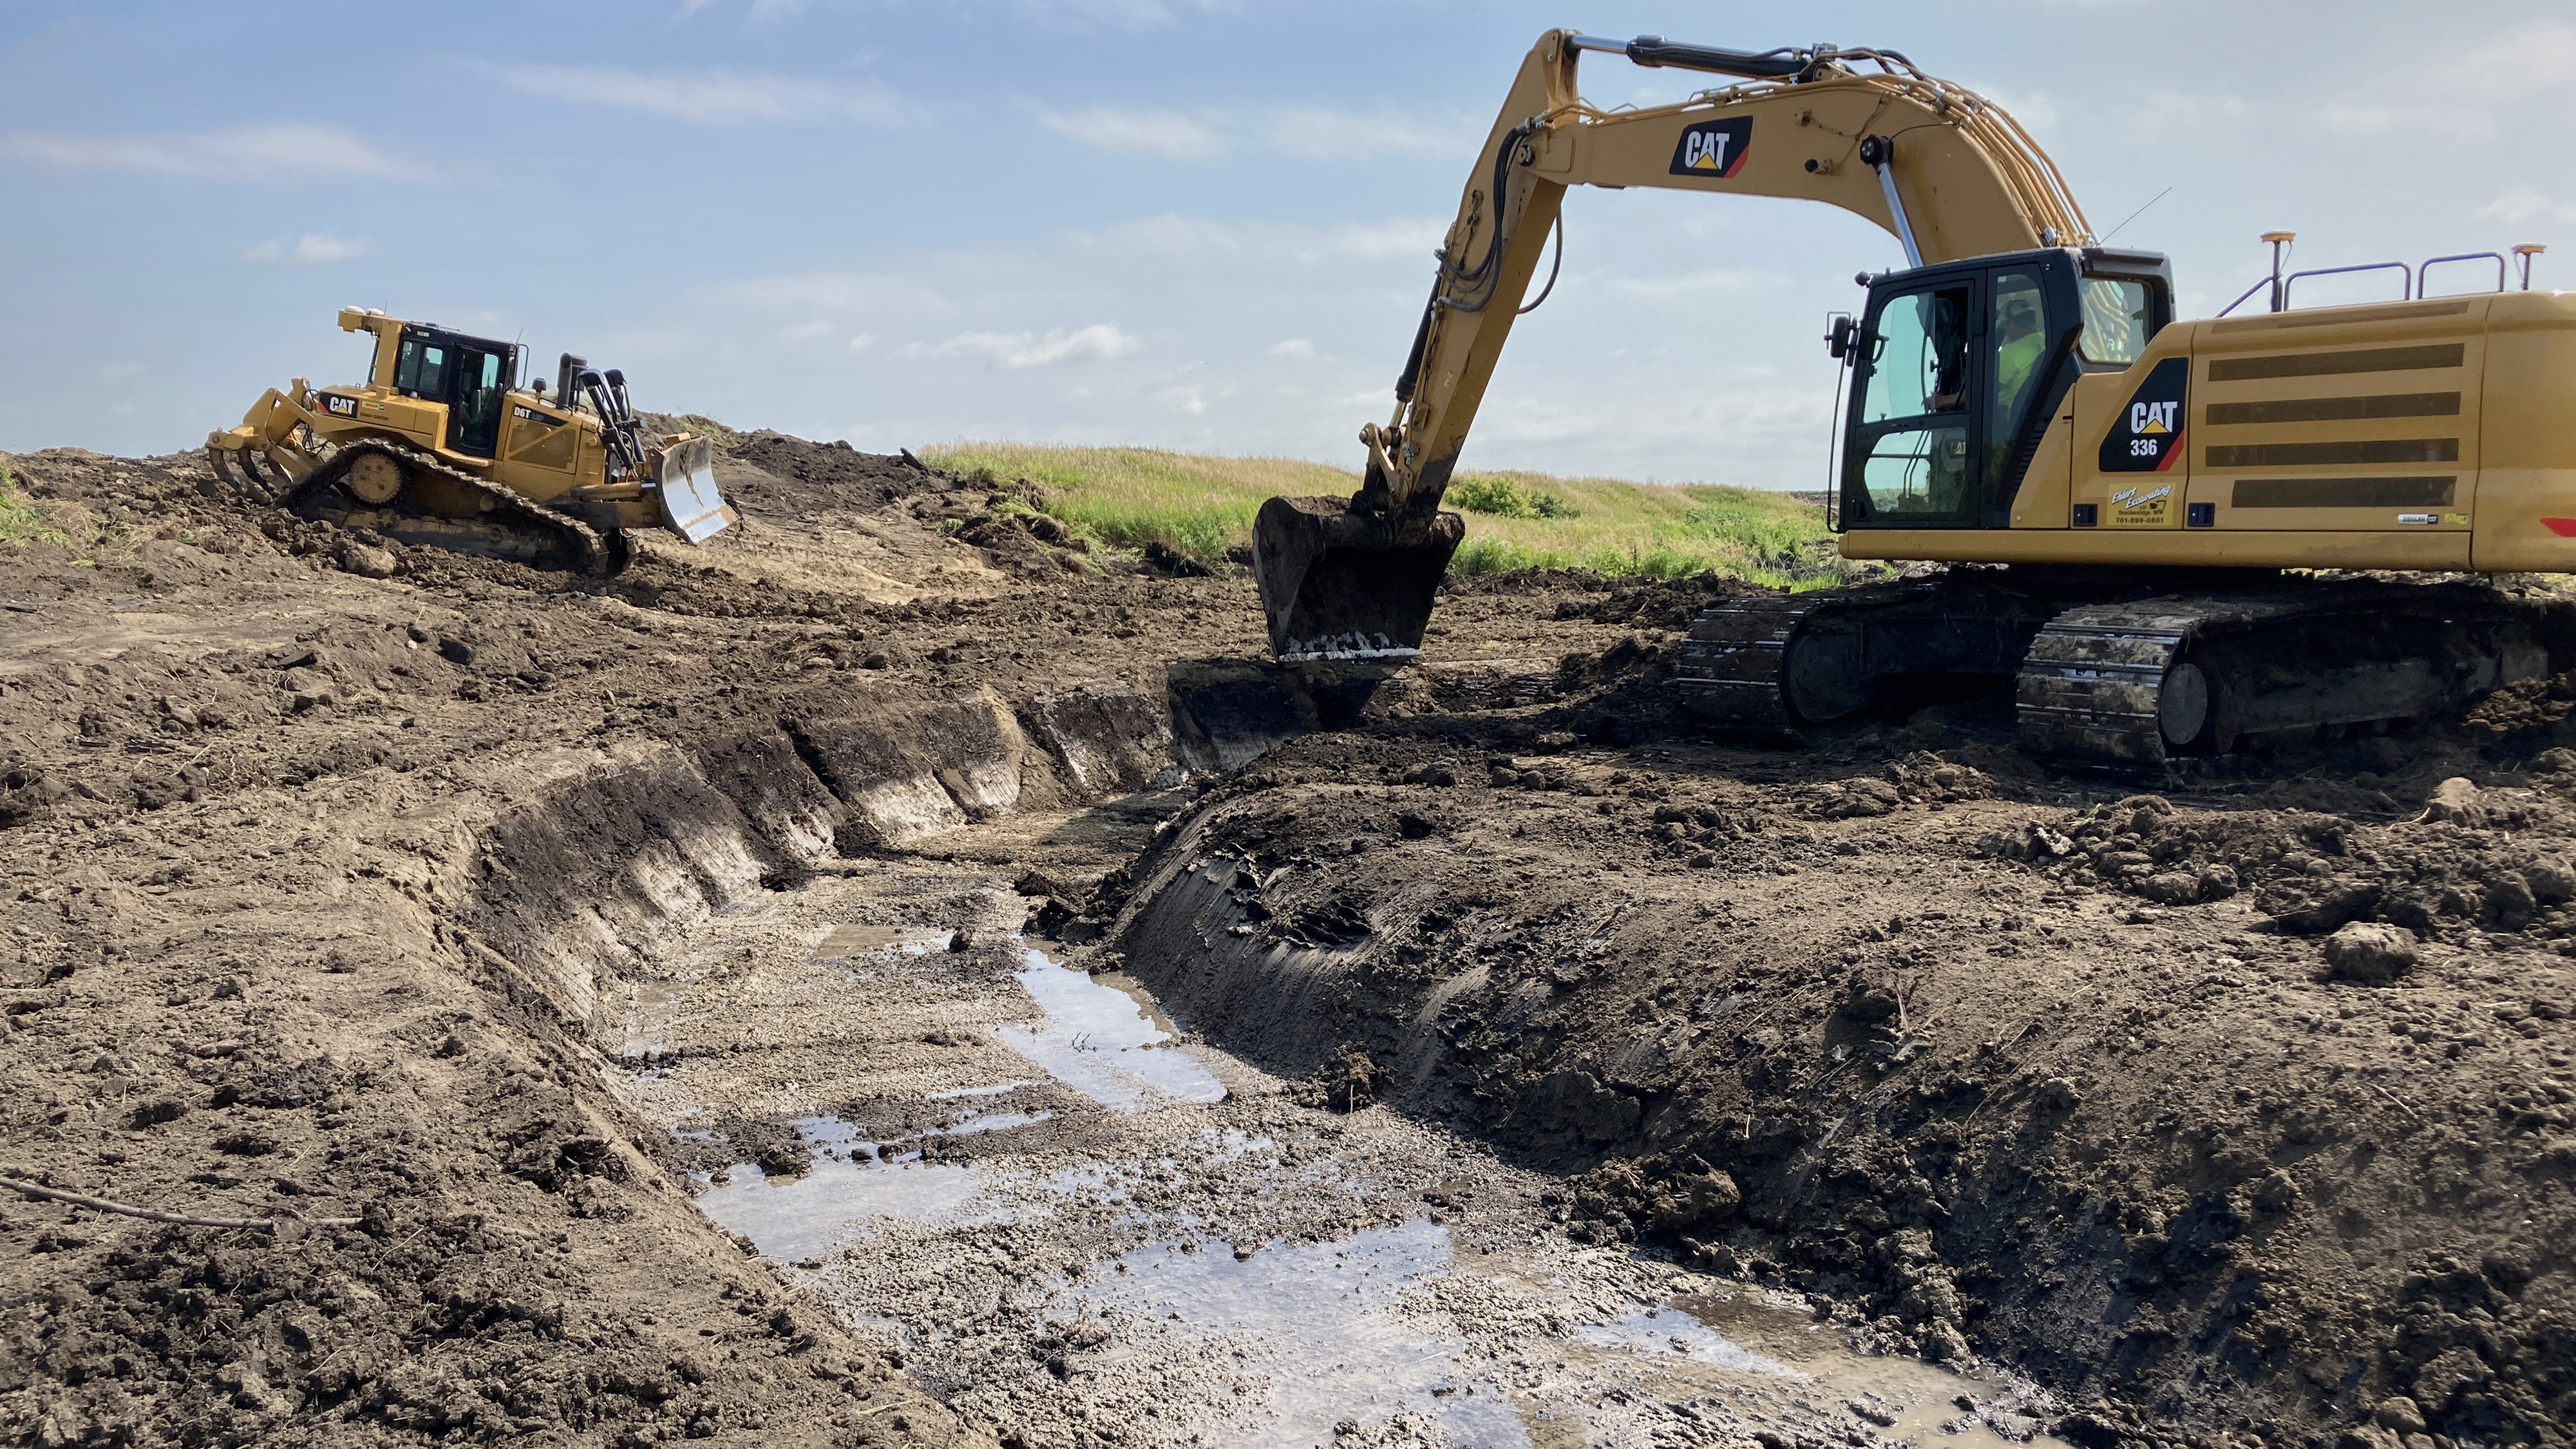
[657, 437, 730, 543]
[1253, 495, 1464, 659]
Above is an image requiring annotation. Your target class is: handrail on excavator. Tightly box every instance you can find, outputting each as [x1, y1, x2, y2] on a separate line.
[2421, 251, 2509, 297]
[2284, 260, 2414, 308]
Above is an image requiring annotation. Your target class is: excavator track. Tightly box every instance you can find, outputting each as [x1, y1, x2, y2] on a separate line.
[2015, 580, 2550, 767]
[268, 440, 618, 578]
[1682, 571, 2559, 770]
[1678, 573, 2061, 737]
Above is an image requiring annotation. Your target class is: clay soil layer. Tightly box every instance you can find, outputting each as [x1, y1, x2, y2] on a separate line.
[1, 433, 2570, 1449]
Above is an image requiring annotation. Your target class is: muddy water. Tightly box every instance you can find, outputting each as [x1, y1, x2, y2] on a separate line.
[607, 855, 2065, 1448]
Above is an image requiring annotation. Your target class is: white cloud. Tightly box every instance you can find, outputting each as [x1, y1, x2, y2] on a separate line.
[1602, 267, 1774, 299]
[1012, 0, 1211, 29]
[913, 324, 1142, 369]
[1039, 106, 1227, 160]
[0, 123, 422, 181]
[706, 271, 952, 315]
[1956, 82, 2058, 134]
[777, 318, 833, 341]
[676, 0, 809, 17]
[1270, 337, 1316, 359]
[2476, 187, 2576, 227]
[243, 232, 368, 265]
[1155, 383, 1208, 415]
[495, 64, 911, 127]
[2319, 21, 2575, 143]
[848, 333, 876, 352]
[1081, 213, 1443, 264]
[2445, 19, 2576, 98]
[1263, 105, 1477, 162]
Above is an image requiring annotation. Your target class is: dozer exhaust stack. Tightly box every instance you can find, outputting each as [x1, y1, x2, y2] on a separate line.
[1251, 494, 1463, 660]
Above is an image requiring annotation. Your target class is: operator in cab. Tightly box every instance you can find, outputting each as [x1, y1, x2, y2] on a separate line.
[1992, 292, 2044, 421]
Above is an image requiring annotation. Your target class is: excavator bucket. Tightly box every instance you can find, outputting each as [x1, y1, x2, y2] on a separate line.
[1251, 495, 1465, 659]
[656, 437, 730, 543]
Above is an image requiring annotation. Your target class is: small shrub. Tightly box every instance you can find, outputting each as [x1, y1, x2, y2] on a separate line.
[1448, 473, 1577, 520]
[0, 466, 70, 551]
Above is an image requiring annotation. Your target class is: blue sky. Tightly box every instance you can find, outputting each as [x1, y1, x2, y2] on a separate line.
[2, 1, 2567, 488]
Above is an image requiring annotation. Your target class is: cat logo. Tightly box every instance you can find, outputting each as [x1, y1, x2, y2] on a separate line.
[2100, 356, 2189, 474]
[1667, 117, 1753, 180]
[322, 393, 360, 419]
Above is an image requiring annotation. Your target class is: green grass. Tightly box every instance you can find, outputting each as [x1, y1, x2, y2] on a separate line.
[918, 441, 1862, 588]
[0, 463, 70, 551]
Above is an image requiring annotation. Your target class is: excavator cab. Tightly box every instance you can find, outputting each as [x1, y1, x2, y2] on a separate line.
[1837, 247, 2172, 531]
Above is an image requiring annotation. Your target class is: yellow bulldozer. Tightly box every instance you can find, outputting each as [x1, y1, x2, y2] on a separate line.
[1252, 30, 2573, 768]
[207, 308, 730, 576]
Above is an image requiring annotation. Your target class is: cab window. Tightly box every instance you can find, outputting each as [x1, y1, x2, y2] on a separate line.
[393, 337, 448, 397]
[1848, 282, 1975, 525]
[2078, 278, 2152, 365]
[1859, 285, 1969, 424]
[1987, 269, 2050, 484]
[451, 348, 507, 457]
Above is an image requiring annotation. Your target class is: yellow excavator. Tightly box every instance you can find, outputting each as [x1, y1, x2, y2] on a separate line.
[207, 308, 730, 576]
[1251, 30, 2573, 766]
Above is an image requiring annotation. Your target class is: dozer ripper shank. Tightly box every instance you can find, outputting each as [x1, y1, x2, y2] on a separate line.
[207, 308, 731, 576]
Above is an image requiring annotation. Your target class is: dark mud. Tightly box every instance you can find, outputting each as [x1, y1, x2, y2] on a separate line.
[6, 428, 2572, 1448]
[1109, 652, 2576, 1448]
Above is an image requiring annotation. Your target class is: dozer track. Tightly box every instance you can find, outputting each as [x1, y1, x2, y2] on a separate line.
[247, 439, 619, 578]
[1684, 572, 2559, 770]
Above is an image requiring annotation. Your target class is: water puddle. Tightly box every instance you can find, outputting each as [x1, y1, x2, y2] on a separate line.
[1576, 1307, 1803, 1377]
[692, 1111, 1064, 1262]
[696, 1155, 987, 1264]
[996, 947, 1227, 1111]
[1070, 1218, 1528, 1448]
[618, 981, 677, 1061]
[1580, 1291, 2065, 1449]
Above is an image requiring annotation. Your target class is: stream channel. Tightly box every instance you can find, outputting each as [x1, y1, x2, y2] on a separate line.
[603, 835, 2069, 1449]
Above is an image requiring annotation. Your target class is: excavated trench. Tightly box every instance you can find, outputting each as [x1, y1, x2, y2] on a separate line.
[435, 640, 2576, 1449]
[446, 667, 2081, 1447]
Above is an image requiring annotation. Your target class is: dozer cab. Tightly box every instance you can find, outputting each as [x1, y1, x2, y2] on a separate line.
[207, 308, 730, 576]
[1255, 29, 2574, 767]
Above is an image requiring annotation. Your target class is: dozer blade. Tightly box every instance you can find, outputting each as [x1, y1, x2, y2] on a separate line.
[1251, 495, 1464, 660]
[656, 437, 730, 543]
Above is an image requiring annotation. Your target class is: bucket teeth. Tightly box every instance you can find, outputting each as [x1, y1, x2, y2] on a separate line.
[1250, 495, 1464, 661]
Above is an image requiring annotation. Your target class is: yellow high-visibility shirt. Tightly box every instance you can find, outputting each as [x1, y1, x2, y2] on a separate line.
[1996, 330, 2044, 419]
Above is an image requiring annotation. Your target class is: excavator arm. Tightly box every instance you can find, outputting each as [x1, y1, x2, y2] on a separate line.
[1252, 29, 2094, 657]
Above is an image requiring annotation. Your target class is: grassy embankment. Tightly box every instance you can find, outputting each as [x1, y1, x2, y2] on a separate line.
[0, 462, 71, 553]
[918, 442, 1858, 589]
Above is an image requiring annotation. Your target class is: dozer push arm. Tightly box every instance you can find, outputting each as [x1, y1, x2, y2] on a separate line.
[1365, 29, 2095, 521]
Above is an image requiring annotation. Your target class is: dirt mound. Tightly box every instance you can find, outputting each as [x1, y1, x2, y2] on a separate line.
[721, 432, 947, 518]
